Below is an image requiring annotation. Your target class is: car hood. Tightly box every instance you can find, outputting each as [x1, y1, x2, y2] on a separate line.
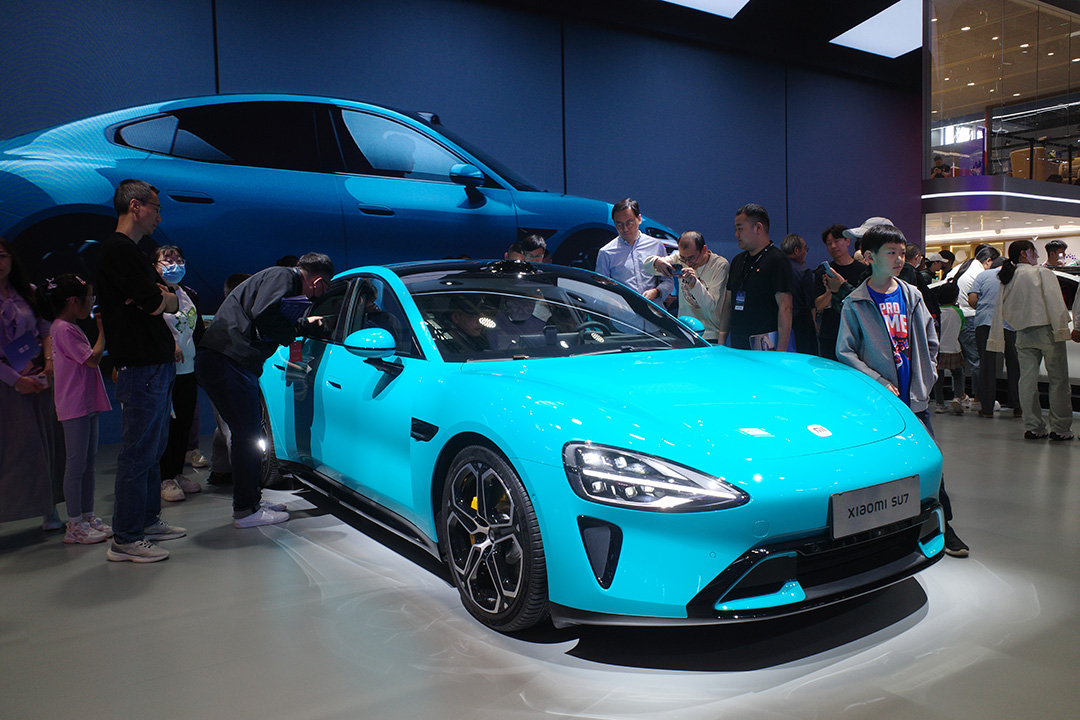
[452, 346, 908, 465]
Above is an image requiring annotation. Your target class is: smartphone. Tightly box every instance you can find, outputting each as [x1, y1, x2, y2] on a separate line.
[670, 263, 684, 277]
[819, 261, 836, 277]
[34, 373, 49, 388]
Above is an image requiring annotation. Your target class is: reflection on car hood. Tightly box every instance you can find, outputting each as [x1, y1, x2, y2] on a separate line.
[455, 346, 908, 464]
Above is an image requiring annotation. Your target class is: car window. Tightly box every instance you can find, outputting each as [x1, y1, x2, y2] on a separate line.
[401, 267, 703, 362]
[345, 276, 423, 358]
[116, 115, 179, 154]
[307, 278, 351, 343]
[339, 110, 464, 182]
[161, 102, 326, 172]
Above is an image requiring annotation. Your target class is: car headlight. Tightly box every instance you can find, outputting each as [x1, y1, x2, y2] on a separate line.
[562, 442, 749, 512]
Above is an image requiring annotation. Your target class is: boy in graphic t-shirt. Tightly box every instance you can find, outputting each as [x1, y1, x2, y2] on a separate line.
[836, 223, 969, 558]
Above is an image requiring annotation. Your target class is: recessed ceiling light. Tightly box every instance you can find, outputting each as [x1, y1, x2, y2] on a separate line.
[989, 88, 995, 92]
[658, 1, 751, 18]
[944, 76, 951, 80]
[931, 17, 938, 22]
[1048, 52, 1055, 56]
[1073, 58, 1080, 62]
[932, 109, 938, 113]
[1021, 43, 1030, 48]
[992, 36, 1000, 40]
[968, 82, 976, 86]
[830, 0, 921, 58]
[1014, 92, 1021, 96]
[961, 26, 971, 31]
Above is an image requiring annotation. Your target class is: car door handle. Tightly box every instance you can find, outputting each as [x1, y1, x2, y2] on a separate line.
[356, 203, 394, 216]
[327, 376, 342, 390]
[167, 191, 215, 204]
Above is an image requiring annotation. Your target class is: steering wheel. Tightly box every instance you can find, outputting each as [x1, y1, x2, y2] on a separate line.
[574, 320, 609, 344]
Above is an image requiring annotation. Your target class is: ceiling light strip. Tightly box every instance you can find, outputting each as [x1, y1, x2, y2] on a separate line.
[922, 190, 1080, 207]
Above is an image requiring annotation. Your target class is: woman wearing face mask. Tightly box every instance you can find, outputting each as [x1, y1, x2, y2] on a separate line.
[153, 245, 206, 501]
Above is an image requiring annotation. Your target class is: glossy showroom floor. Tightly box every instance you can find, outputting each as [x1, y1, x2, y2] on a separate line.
[2, 410, 1078, 720]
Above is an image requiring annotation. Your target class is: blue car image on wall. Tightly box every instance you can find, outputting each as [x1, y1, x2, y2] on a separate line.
[0, 94, 676, 308]
[261, 258, 946, 632]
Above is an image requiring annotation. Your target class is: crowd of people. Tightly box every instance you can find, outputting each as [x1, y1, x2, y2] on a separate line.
[2, 182, 1078, 564]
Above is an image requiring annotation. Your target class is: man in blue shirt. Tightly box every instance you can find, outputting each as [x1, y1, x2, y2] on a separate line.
[595, 198, 672, 301]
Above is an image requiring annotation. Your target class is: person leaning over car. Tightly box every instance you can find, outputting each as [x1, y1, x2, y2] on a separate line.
[644, 230, 729, 343]
[194, 252, 334, 529]
[596, 198, 673, 302]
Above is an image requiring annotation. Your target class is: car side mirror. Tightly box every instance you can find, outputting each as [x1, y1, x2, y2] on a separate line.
[679, 316, 705, 337]
[449, 163, 484, 187]
[343, 328, 396, 359]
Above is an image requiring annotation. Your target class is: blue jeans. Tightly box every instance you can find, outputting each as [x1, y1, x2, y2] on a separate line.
[194, 349, 263, 515]
[62, 412, 99, 518]
[113, 363, 176, 543]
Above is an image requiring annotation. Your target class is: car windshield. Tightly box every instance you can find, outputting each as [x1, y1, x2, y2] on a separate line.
[398, 262, 707, 362]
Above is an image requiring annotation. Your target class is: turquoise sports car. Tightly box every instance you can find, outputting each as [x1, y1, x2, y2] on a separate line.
[260, 259, 946, 632]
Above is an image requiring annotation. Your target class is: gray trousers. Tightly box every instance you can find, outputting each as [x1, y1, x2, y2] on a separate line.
[1016, 325, 1072, 435]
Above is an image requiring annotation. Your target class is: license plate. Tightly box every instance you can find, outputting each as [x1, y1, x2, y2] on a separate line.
[830, 475, 919, 539]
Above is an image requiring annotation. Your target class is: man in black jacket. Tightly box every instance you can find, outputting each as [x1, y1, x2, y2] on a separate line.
[195, 253, 334, 528]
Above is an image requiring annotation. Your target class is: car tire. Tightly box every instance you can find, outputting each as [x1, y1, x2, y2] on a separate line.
[439, 445, 548, 632]
[258, 395, 286, 489]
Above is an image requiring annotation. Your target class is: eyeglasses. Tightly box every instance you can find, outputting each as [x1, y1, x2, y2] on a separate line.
[157, 258, 185, 265]
[139, 199, 162, 212]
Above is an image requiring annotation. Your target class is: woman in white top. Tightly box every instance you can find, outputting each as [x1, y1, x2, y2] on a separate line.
[988, 240, 1072, 440]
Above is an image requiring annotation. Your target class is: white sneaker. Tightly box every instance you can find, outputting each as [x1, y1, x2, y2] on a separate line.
[161, 477, 185, 502]
[64, 519, 108, 545]
[144, 518, 187, 540]
[935, 404, 947, 414]
[950, 398, 964, 415]
[234, 507, 289, 529]
[177, 475, 202, 494]
[260, 499, 288, 512]
[186, 449, 209, 468]
[107, 539, 169, 563]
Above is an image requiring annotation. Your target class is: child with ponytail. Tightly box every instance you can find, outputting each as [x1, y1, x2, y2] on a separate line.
[48, 274, 113, 543]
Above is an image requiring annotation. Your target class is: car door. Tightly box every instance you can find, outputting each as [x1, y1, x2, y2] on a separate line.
[263, 278, 354, 464]
[125, 101, 347, 308]
[331, 108, 517, 264]
[309, 273, 428, 520]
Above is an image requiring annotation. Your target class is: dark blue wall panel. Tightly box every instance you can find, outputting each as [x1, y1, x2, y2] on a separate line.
[563, 22, 788, 261]
[0, 1, 216, 139]
[786, 68, 922, 267]
[214, 0, 566, 194]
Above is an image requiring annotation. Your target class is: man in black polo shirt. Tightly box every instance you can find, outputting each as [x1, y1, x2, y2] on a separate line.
[719, 204, 793, 351]
[97, 179, 185, 563]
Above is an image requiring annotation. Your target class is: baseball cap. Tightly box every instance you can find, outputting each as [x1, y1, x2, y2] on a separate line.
[925, 252, 945, 263]
[843, 217, 894, 239]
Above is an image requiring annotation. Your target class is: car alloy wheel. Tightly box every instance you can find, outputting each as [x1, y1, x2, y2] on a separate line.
[440, 445, 547, 631]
